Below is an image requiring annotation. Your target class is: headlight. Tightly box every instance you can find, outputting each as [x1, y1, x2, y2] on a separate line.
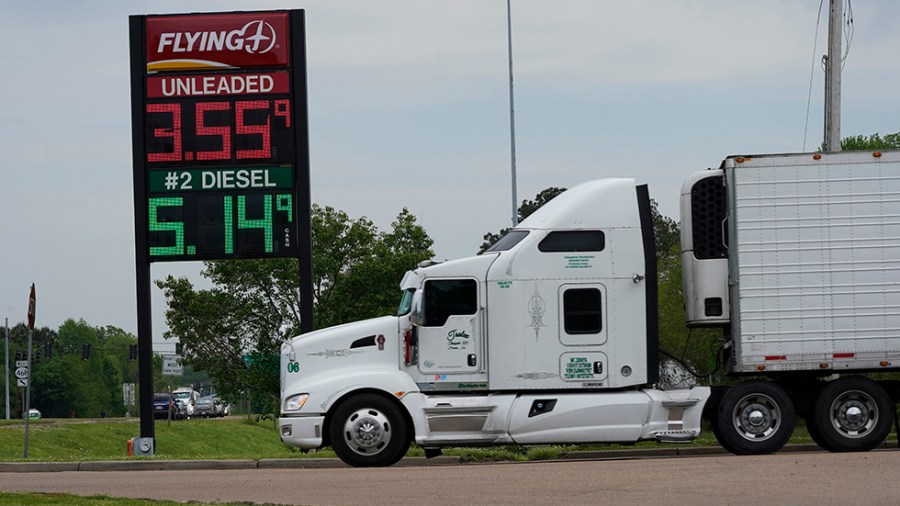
[284, 393, 309, 412]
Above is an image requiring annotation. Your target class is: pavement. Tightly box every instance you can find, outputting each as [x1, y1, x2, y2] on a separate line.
[1, 443, 882, 473]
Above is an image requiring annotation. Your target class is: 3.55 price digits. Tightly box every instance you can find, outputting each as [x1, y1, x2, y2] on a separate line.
[146, 99, 292, 164]
[148, 193, 295, 259]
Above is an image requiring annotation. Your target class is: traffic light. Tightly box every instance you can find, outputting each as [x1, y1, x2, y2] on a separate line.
[82, 344, 91, 360]
[14, 350, 21, 361]
[175, 343, 183, 355]
[44, 342, 52, 359]
[129, 344, 138, 360]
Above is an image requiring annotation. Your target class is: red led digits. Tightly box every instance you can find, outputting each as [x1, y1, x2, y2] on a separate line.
[146, 103, 182, 162]
[146, 97, 292, 164]
[236, 100, 272, 159]
[195, 101, 232, 160]
[274, 99, 291, 127]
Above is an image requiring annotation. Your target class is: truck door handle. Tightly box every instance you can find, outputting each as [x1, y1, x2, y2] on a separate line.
[632, 274, 645, 283]
[467, 354, 477, 367]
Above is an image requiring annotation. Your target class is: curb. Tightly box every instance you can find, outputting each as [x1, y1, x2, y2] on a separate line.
[0, 444, 894, 473]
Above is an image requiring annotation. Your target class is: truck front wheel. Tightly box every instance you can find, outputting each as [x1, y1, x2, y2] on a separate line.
[329, 393, 410, 467]
[715, 381, 795, 455]
[812, 376, 893, 452]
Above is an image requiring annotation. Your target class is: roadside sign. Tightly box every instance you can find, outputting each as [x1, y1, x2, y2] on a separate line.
[15, 360, 28, 368]
[27, 284, 35, 331]
[162, 355, 183, 376]
[14, 367, 28, 380]
[17, 379, 27, 388]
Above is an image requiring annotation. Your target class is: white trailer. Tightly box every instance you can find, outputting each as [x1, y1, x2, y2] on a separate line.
[682, 150, 900, 454]
[279, 150, 900, 466]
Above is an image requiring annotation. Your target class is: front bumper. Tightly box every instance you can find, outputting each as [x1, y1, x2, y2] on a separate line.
[278, 415, 326, 449]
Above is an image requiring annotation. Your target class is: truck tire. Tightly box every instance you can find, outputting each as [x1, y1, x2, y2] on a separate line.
[715, 381, 795, 455]
[812, 376, 893, 452]
[329, 393, 410, 467]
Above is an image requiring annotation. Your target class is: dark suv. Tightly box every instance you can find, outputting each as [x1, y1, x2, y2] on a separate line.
[152, 393, 184, 420]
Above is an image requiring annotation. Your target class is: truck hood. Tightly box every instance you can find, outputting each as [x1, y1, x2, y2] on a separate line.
[285, 316, 399, 357]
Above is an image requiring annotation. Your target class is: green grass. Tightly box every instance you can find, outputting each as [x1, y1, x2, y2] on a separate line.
[0, 417, 321, 462]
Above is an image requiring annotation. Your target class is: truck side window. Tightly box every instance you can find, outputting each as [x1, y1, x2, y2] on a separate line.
[539, 231, 605, 252]
[563, 288, 602, 334]
[423, 279, 477, 327]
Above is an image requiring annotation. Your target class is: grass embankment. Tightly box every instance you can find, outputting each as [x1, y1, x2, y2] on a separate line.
[0, 416, 841, 463]
[0, 417, 310, 462]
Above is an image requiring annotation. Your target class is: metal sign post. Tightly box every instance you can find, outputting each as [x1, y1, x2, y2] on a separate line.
[5, 317, 9, 420]
[23, 284, 35, 458]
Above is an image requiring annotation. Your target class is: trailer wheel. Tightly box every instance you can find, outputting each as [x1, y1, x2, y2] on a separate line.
[715, 381, 795, 455]
[812, 376, 893, 452]
[329, 393, 410, 467]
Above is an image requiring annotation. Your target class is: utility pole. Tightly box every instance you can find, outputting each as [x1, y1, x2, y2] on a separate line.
[4, 318, 8, 420]
[507, 0, 519, 226]
[824, 0, 842, 152]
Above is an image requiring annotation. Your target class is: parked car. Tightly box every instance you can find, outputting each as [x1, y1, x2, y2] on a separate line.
[153, 393, 184, 420]
[194, 397, 217, 418]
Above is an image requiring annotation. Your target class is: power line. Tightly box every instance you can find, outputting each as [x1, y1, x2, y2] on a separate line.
[803, 0, 825, 152]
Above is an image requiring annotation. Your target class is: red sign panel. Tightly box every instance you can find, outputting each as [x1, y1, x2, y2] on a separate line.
[146, 12, 290, 72]
[146, 71, 290, 98]
[27, 284, 35, 331]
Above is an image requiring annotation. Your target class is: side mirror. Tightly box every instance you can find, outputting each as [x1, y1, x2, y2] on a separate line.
[410, 290, 425, 327]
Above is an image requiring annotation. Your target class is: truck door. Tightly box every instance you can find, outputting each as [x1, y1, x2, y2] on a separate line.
[415, 278, 482, 374]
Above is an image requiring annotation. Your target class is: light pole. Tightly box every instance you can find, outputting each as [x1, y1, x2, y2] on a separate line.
[507, 0, 519, 226]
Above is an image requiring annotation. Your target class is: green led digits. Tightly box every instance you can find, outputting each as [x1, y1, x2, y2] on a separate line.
[148, 197, 185, 256]
[238, 195, 273, 253]
[224, 195, 234, 254]
[276, 194, 293, 222]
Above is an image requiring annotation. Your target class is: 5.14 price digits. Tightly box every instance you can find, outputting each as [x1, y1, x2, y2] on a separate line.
[149, 193, 295, 258]
[147, 98, 292, 164]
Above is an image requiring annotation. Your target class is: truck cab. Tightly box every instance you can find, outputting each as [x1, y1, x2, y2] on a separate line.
[279, 179, 709, 466]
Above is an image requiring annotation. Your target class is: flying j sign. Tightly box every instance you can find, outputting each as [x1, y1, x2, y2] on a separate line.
[145, 12, 290, 72]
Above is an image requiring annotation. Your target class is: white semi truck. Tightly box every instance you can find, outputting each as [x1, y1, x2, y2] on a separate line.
[279, 150, 900, 467]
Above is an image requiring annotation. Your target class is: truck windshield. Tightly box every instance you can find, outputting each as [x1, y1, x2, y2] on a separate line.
[397, 288, 415, 316]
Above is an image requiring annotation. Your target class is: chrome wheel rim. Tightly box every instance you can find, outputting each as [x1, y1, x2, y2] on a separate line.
[733, 393, 782, 441]
[342, 407, 392, 456]
[829, 390, 877, 438]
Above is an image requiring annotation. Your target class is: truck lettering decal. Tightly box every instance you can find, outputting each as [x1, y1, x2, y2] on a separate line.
[306, 349, 359, 359]
[447, 329, 471, 349]
[564, 255, 595, 269]
[497, 281, 512, 289]
[516, 372, 558, 380]
[527, 284, 546, 340]
[564, 356, 595, 380]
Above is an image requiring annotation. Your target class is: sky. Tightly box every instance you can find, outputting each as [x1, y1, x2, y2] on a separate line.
[1, 0, 899, 352]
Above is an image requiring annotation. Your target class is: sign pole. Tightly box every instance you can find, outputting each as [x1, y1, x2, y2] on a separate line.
[129, 14, 156, 451]
[4, 317, 9, 420]
[23, 284, 35, 458]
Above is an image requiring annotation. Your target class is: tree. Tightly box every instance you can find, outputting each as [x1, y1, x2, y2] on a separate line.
[157, 205, 434, 413]
[840, 131, 900, 151]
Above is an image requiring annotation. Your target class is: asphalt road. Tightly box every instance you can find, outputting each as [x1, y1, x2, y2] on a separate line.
[1, 450, 899, 505]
